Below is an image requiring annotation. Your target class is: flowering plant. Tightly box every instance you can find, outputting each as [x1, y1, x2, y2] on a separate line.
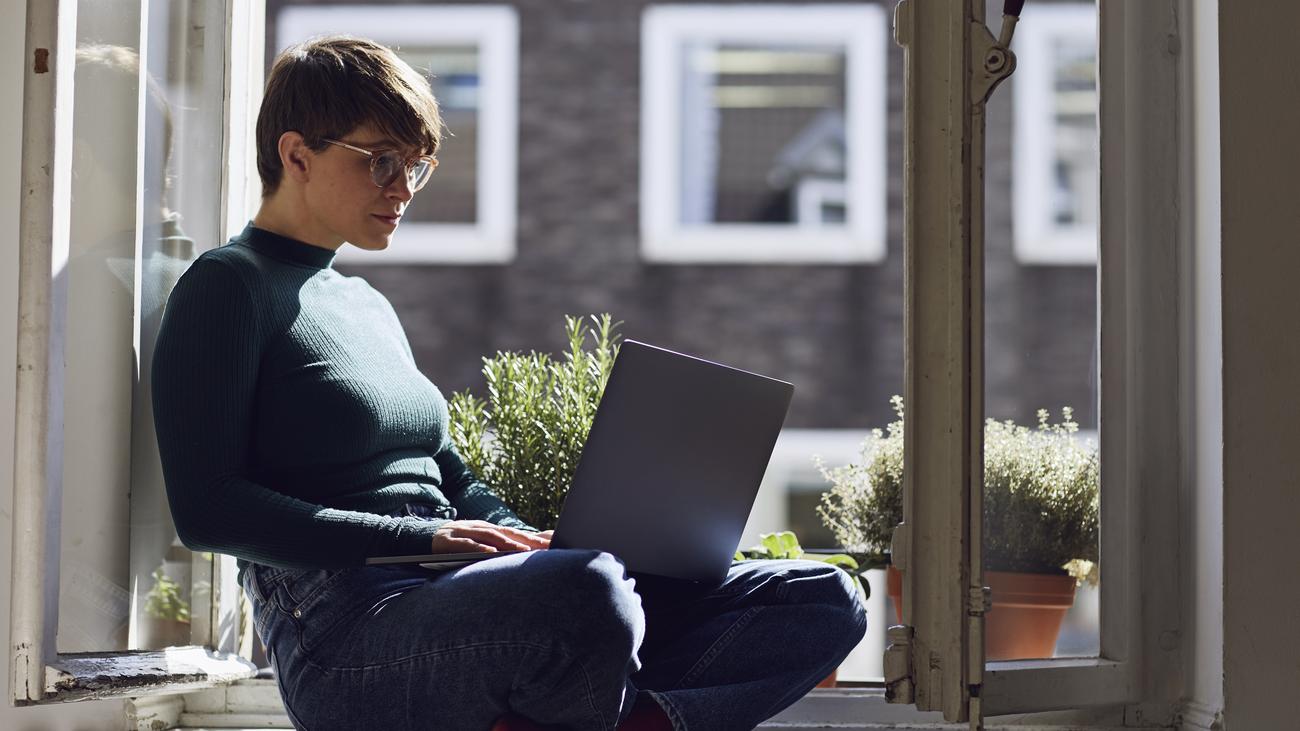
[816, 396, 1099, 583]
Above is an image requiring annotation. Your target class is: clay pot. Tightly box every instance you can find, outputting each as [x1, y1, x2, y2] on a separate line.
[815, 667, 838, 688]
[884, 565, 1076, 660]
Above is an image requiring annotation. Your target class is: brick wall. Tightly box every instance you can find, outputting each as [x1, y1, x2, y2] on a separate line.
[264, 0, 1097, 430]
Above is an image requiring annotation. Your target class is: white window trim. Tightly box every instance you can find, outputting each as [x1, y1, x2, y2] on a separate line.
[1011, 3, 1098, 265]
[640, 4, 887, 264]
[276, 4, 519, 265]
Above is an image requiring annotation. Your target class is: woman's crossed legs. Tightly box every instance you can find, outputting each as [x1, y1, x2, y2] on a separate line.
[247, 548, 866, 731]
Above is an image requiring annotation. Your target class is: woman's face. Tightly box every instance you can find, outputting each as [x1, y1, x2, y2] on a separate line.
[301, 123, 420, 252]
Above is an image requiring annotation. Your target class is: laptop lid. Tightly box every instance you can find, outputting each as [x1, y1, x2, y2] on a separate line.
[550, 340, 794, 585]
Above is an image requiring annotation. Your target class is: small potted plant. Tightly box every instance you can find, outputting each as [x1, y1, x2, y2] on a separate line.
[816, 396, 1099, 660]
[734, 530, 864, 687]
[448, 314, 621, 530]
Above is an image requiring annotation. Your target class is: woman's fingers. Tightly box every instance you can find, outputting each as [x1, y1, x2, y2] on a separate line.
[433, 521, 532, 552]
[429, 531, 497, 554]
[463, 521, 552, 550]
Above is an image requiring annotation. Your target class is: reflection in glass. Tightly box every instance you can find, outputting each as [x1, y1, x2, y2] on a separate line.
[1050, 39, 1097, 229]
[398, 45, 480, 225]
[57, 0, 222, 652]
[678, 43, 848, 226]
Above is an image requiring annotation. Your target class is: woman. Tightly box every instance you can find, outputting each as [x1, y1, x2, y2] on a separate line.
[151, 36, 866, 731]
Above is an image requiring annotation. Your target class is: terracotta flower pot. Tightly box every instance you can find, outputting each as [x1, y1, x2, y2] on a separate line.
[815, 667, 838, 688]
[884, 566, 1076, 660]
[886, 565, 904, 623]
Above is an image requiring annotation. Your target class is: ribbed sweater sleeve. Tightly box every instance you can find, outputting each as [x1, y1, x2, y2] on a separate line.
[435, 446, 536, 531]
[151, 258, 444, 569]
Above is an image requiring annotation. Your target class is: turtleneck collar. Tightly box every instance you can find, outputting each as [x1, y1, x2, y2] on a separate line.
[237, 223, 338, 270]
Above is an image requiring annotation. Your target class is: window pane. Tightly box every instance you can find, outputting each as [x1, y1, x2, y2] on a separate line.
[132, 0, 226, 652]
[984, 2, 1100, 661]
[56, 0, 223, 652]
[399, 45, 480, 225]
[679, 43, 848, 227]
[57, 0, 142, 653]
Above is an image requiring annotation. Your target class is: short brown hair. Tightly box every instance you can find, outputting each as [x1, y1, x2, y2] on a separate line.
[256, 36, 445, 196]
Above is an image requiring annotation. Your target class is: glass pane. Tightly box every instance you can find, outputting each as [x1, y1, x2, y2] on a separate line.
[983, 5, 1100, 661]
[398, 45, 480, 225]
[679, 43, 848, 226]
[56, 0, 223, 653]
[131, 0, 226, 652]
[57, 0, 147, 654]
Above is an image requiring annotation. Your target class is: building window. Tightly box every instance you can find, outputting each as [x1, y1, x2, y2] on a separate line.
[276, 5, 519, 264]
[640, 4, 887, 263]
[1012, 3, 1098, 265]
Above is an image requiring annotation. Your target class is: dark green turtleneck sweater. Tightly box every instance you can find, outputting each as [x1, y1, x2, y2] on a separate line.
[151, 224, 529, 583]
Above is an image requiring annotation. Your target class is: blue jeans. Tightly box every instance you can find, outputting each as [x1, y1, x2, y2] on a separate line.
[245, 549, 866, 731]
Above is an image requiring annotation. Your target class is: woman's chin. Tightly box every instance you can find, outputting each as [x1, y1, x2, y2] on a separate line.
[350, 234, 392, 252]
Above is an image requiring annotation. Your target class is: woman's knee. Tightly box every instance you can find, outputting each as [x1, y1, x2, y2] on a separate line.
[777, 560, 868, 635]
[521, 549, 644, 650]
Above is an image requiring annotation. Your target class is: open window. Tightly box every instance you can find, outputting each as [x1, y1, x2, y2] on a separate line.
[878, 0, 1190, 717]
[776, 0, 1189, 724]
[10, 0, 262, 707]
[9, 0, 1197, 726]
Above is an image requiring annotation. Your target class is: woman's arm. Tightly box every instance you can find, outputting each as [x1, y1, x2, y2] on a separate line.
[435, 446, 538, 532]
[151, 257, 443, 568]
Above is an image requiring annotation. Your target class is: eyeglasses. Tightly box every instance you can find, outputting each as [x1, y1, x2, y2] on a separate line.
[321, 138, 438, 192]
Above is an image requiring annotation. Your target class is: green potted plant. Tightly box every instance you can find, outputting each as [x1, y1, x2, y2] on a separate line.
[734, 530, 864, 688]
[448, 314, 621, 530]
[816, 396, 1099, 660]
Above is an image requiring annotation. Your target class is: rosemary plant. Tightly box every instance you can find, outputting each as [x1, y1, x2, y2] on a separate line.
[448, 314, 622, 530]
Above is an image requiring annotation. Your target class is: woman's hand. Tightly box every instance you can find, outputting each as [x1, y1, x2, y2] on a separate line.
[431, 520, 552, 554]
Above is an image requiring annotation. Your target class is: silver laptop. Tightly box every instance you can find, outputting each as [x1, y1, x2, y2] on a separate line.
[366, 340, 794, 585]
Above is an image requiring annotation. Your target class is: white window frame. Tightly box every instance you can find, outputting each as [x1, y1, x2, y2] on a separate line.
[1011, 3, 1098, 265]
[640, 4, 887, 264]
[10, 0, 263, 708]
[276, 4, 519, 265]
[781, 0, 1189, 724]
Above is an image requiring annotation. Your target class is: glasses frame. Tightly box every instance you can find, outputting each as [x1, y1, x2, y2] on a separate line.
[321, 138, 438, 192]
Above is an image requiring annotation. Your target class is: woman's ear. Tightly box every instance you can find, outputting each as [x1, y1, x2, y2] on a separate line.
[278, 131, 311, 185]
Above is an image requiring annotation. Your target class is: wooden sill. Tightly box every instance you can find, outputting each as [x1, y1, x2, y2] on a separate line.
[24, 646, 256, 705]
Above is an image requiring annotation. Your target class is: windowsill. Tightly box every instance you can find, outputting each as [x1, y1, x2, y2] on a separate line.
[25, 646, 256, 705]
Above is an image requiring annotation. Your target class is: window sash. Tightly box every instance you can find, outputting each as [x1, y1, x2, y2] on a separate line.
[10, 0, 263, 704]
[883, 0, 1186, 720]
